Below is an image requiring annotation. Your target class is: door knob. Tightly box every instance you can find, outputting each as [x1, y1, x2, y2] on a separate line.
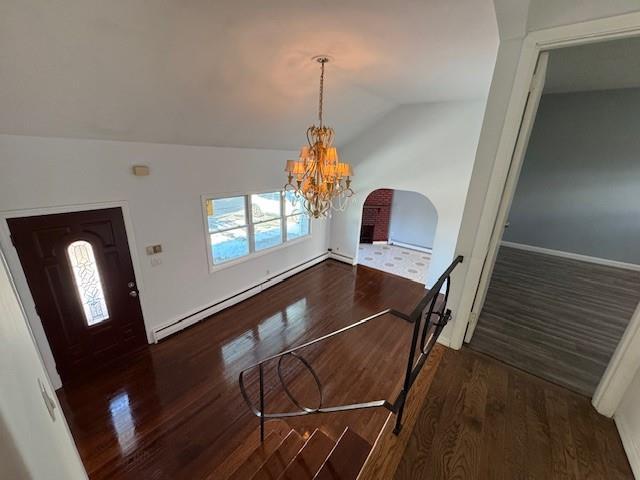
[128, 281, 135, 288]
[129, 290, 138, 297]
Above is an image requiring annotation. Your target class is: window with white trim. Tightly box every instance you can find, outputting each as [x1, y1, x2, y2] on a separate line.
[284, 191, 310, 241]
[204, 191, 310, 268]
[250, 192, 283, 251]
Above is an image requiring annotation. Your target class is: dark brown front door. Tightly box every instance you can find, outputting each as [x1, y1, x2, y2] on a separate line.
[8, 207, 147, 383]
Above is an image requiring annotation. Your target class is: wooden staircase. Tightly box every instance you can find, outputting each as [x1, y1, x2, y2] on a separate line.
[213, 421, 371, 480]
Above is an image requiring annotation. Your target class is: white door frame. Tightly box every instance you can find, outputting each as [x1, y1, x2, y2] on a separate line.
[0, 200, 152, 390]
[452, 11, 640, 416]
[464, 51, 549, 342]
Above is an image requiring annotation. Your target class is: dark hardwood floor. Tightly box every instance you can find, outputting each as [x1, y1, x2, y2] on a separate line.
[57, 257, 633, 480]
[57, 260, 427, 480]
[395, 347, 634, 480]
[469, 246, 640, 395]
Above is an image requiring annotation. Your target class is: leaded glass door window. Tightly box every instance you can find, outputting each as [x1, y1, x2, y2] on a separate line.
[67, 240, 110, 326]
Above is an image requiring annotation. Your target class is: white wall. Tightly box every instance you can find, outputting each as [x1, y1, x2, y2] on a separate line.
[616, 365, 640, 477]
[329, 100, 486, 291]
[0, 134, 330, 387]
[389, 190, 438, 250]
[503, 89, 640, 264]
[0, 413, 30, 480]
[0, 251, 87, 479]
[447, 2, 640, 349]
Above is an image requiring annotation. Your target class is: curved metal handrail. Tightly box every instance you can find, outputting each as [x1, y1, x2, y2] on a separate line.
[237, 310, 403, 418]
[238, 255, 463, 440]
[277, 352, 323, 413]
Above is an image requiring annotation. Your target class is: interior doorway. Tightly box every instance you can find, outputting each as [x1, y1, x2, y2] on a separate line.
[465, 38, 640, 396]
[357, 188, 437, 284]
[8, 207, 147, 384]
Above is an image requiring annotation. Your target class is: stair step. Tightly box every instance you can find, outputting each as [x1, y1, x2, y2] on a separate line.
[280, 429, 335, 480]
[227, 431, 284, 480]
[212, 420, 290, 480]
[313, 428, 371, 480]
[251, 430, 305, 480]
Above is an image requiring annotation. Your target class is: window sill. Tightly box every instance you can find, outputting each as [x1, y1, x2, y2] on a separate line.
[208, 234, 312, 274]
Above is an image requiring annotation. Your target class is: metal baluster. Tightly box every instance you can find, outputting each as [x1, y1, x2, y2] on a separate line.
[394, 309, 423, 434]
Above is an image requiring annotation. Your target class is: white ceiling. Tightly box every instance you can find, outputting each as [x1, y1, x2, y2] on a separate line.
[0, 0, 498, 149]
[545, 36, 640, 94]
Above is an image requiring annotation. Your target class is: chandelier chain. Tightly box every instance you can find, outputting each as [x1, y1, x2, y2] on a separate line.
[318, 59, 325, 127]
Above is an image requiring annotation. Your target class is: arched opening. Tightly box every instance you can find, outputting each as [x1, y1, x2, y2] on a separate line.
[356, 188, 438, 284]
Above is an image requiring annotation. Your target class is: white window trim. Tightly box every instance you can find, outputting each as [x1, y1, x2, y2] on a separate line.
[201, 191, 312, 274]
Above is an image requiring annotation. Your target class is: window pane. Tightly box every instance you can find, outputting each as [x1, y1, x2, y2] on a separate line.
[207, 196, 247, 232]
[286, 214, 310, 240]
[255, 219, 283, 251]
[67, 240, 109, 326]
[284, 191, 305, 216]
[211, 227, 249, 264]
[251, 192, 281, 222]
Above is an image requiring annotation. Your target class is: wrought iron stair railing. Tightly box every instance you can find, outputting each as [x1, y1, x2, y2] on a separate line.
[239, 255, 464, 441]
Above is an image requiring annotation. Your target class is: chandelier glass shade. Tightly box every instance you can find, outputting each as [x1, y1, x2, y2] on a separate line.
[284, 57, 354, 219]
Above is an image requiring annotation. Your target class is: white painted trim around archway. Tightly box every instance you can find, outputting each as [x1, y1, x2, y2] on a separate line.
[0, 200, 151, 389]
[448, 11, 640, 418]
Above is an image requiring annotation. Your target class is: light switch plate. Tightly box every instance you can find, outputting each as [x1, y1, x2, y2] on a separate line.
[146, 244, 162, 255]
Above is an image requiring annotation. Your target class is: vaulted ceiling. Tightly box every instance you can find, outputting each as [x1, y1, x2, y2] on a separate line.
[0, 0, 499, 149]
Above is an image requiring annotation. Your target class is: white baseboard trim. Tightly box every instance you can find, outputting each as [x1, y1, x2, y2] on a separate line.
[152, 252, 330, 342]
[372, 241, 387, 245]
[388, 240, 433, 254]
[329, 251, 356, 265]
[615, 415, 640, 479]
[500, 241, 640, 272]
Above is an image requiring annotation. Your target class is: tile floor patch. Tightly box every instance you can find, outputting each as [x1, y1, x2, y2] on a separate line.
[358, 243, 431, 284]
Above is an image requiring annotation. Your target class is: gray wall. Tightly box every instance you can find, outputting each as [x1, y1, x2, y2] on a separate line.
[389, 190, 438, 249]
[504, 88, 640, 264]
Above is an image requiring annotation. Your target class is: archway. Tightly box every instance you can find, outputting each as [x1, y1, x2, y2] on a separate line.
[356, 188, 438, 284]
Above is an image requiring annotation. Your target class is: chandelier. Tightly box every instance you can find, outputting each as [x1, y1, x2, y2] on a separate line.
[284, 56, 354, 219]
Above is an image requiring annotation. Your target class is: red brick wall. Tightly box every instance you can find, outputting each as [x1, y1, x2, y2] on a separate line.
[361, 189, 394, 242]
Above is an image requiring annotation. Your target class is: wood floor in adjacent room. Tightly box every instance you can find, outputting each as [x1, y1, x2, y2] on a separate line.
[469, 245, 640, 396]
[395, 347, 634, 480]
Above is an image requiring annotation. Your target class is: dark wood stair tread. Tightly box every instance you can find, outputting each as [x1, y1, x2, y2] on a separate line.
[226, 431, 285, 480]
[280, 429, 335, 480]
[251, 430, 305, 480]
[212, 420, 290, 480]
[313, 427, 371, 480]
